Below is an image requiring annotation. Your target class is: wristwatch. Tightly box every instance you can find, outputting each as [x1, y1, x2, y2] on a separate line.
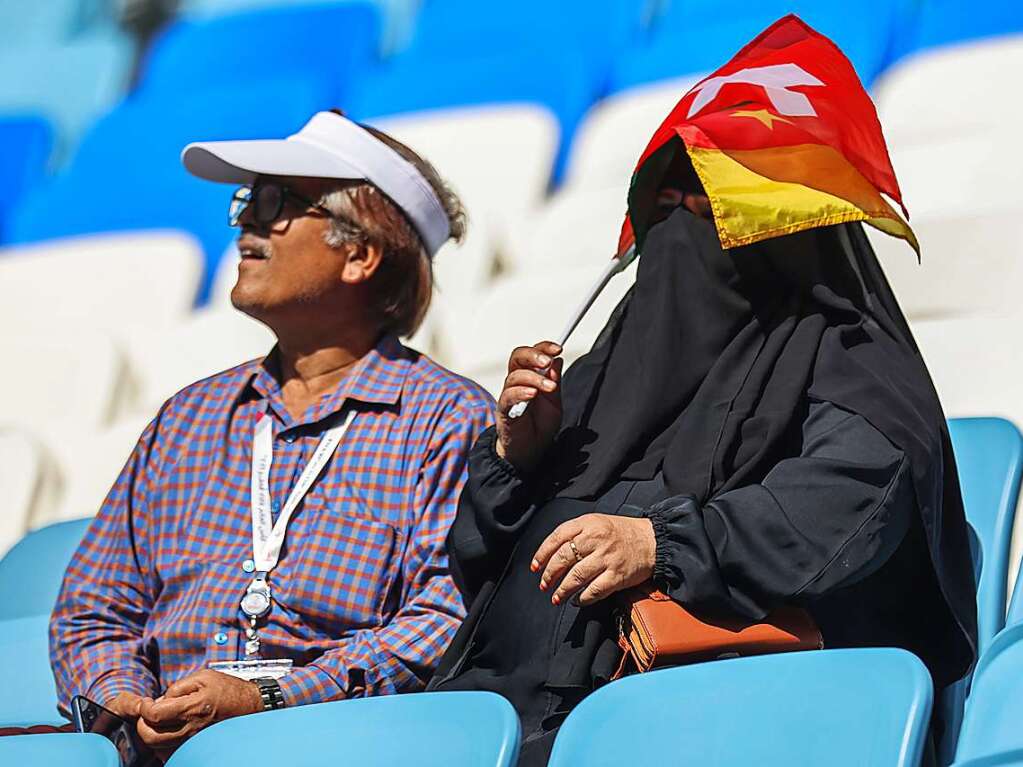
[252, 677, 285, 711]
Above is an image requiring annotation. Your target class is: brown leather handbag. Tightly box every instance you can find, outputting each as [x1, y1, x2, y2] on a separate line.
[612, 583, 823, 679]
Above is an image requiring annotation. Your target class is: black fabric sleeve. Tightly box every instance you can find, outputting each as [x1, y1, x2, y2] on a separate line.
[446, 427, 539, 602]
[644, 400, 915, 620]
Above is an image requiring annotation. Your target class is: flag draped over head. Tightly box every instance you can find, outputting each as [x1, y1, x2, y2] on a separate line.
[617, 14, 918, 259]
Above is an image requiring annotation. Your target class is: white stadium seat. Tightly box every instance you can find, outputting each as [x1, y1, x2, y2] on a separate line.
[564, 76, 701, 192]
[0, 431, 45, 556]
[875, 35, 1023, 149]
[123, 307, 275, 415]
[31, 416, 150, 526]
[442, 259, 638, 397]
[372, 105, 559, 253]
[504, 186, 628, 275]
[868, 210, 1023, 320]
[0, 331, 127, 434]
[0, 231, 204, 338]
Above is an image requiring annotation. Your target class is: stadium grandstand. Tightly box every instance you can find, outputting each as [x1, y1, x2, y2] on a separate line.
[1, 1, 1023, 765]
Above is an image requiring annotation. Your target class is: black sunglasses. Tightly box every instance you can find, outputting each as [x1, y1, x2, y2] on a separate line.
[229, 182, 332, 227]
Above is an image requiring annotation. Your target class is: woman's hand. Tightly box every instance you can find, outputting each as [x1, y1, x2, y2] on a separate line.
[532, 514, 656, 607]
[495, 341, 564, 473]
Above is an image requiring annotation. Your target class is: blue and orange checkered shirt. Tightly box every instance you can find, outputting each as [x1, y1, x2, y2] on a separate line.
[49, 335, 493, 709]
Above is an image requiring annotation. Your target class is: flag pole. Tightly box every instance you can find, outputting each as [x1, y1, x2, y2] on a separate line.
[507, 244, 637, 419]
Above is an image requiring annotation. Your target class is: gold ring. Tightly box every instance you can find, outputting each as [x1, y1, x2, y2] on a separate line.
[569, 539, 582, 563]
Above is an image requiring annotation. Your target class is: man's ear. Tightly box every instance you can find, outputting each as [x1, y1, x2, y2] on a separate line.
[340, 241, 384, 285]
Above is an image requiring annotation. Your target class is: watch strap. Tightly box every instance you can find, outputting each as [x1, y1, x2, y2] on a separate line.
[252, 677, 285, 711]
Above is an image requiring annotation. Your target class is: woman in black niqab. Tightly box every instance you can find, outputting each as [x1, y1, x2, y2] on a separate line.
[429, 203, 978, 767]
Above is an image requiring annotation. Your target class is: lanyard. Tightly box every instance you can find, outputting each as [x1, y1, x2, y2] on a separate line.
[249, 408, 357, 574]
[240, 408, 356, 657]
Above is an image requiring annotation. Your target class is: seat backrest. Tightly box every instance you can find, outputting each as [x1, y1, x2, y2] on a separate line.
[372, 106, 559, 250]
[0, 615, 66, 726]
[947, 418, 1023, 652]
[6, 81, 323, 294]
[137, 2, 380, 101]
[955, 623, 1023, 761]
[0, 732, 116, 763]
[876, 37, 1023, 149]
[0, 35, 132, 147]
[0, 232, 203, 339]
[0, 518, 90, 620]
[0, 331, 126, 434]
[870, 210, 1023, 322]
[565, 77, 699, 192]
[165, 691, 519, 767]
[0, 115, 53, 238]
[0, 432, 44, 558]
[122, 307, 274, 413]
[549, 648, 932, 767]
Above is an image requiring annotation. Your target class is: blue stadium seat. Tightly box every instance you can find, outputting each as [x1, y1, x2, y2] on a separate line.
[548, 649, 933, 767]
[178, 0, 418, 53]
[136, 3, 381, 105]
[0, 0, 115, 44]
[0, 115, 53, 240]
[937, 418, 1023, 764]
[347, 43, 597, 179]
[901, 0, 1023, 54]
[0, 34, 132, 154]
[0, 518, 89, 621]
[1007, 569, 1023, 628]
[954, 623, 1023, 763]
[5, 81, 325, 298]
[0, 615, 65, 726]
[164, 692, 520, 767]
[610, 0, 904, 93]
[405, 0, 648, 86]
[0, 734, 116, 766]
[948, 417, 1023, 651]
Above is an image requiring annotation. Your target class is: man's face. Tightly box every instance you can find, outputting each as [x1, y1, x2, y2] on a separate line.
[231, 176, 354, 324]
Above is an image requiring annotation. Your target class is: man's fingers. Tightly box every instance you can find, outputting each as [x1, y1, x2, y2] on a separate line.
[576, 572, 620, 606]
[136, 717, 192, 749]
[162, 676, 203, 699]
[139, 694, 195, 727]
[532, 520, 583, 572]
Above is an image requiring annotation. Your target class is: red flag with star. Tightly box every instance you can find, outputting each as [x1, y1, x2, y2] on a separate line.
[617, 14, 917, 258]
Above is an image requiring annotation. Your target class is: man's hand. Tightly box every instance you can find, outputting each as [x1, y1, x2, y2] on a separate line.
[532, 514, 657, 607]
[135, 670, 263, 754]
[105, 692, 146, 720]
[496, 341, 563, 473]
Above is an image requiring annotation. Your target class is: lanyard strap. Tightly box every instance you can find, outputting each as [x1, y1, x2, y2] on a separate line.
[250, 409, 357, 573]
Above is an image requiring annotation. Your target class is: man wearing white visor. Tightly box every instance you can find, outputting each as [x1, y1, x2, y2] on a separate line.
[50, 110, 493, 755]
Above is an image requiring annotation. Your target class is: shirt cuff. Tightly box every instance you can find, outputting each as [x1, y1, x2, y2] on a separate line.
[87, 671, 159, 706]
[276, 664, 347, 708]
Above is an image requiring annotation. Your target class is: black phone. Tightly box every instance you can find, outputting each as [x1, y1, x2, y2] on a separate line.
[70, 695, 157, 767]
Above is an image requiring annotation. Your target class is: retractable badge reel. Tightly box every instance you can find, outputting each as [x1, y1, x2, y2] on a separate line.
[241, 573, 272, 656]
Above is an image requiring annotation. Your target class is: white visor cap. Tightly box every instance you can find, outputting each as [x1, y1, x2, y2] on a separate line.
[182, 111, 451, 257]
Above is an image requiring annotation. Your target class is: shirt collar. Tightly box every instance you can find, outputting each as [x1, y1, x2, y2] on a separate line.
[243, 334, 410, 427]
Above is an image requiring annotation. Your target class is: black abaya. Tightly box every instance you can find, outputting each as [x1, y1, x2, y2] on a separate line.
[430, 209, 978, 765]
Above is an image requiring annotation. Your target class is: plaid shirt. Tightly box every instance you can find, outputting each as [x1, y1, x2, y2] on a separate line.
[50, 335, 493, 709]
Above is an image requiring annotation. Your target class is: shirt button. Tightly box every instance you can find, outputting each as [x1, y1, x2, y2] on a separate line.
[242, 559, 256, 573]
[282, 433, 296, 444]
[214, 632, 229, 645]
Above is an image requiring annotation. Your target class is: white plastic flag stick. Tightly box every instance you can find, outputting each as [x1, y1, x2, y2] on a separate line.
[508, 244, 637, 419]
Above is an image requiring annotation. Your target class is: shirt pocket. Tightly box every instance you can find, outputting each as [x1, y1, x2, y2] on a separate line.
[276, 499, 404, 633]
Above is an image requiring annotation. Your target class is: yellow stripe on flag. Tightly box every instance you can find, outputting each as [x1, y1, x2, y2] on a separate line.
[685, 142, 919, 255]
